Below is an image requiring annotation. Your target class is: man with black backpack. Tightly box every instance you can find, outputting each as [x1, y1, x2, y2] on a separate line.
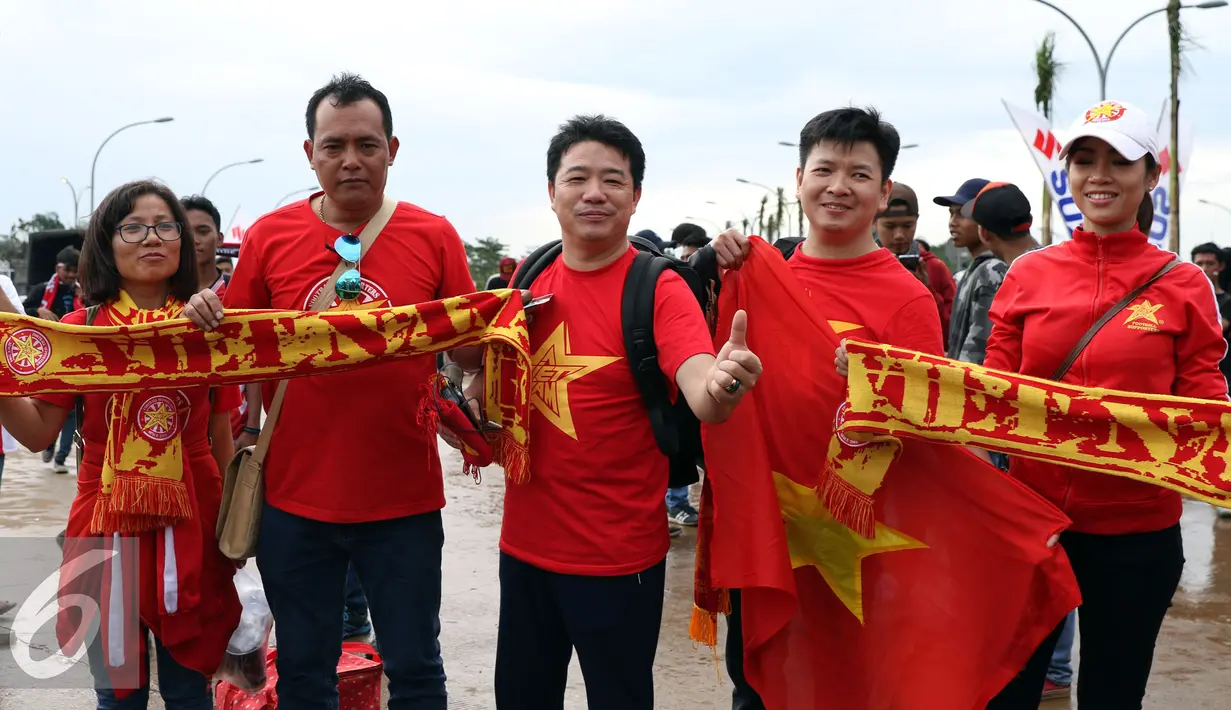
[452, 114, 762, 710]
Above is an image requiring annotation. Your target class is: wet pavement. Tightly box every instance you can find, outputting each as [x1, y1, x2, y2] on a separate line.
[1, 445, 1229, 709]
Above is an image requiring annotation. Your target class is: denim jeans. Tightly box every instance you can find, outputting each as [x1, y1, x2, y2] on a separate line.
[93, 629, 211, 710]
[345, 563, 368, 612]
[46, 409, 75, 464]
[1046, 610, 1076, 686]
[664, 486, 690, 511]
[257, 502, 446, 710]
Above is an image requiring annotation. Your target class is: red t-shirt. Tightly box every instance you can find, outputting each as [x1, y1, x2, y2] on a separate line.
[499, 247, 715, 575]
[223, 195, 476, 523]
[788, 247, 945, 354]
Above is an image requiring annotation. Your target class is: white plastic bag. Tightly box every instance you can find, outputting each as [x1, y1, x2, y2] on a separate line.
[215, 567, 273, 691]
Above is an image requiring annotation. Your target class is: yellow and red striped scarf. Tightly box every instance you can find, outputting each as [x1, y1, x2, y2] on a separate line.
[92, 292, 190, 533]
[0, 290, 533, 520]
[840, 340, 1231, 508]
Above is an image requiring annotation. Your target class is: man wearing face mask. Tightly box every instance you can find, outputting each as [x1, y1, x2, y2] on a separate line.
[184, 73, 476, 710]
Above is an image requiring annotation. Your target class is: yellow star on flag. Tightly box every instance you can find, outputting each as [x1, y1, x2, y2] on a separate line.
[531, 323, 620, 439]
[1124, 300, 1163, 326]
[773, 471, 927, 623]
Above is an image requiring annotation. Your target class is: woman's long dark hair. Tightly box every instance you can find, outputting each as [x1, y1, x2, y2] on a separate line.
[80, 180, 199, 305]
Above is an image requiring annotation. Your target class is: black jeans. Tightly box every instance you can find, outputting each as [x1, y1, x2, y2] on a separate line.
[494, 552, 665, 710]
[725, 589, 766, 710]
[988, 525, 1184, 710]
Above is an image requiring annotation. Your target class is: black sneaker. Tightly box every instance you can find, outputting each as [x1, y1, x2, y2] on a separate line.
[668, 505, 699, 527]
[343, 607, 372, 639]
[669, 524, 683, 538]
[41, 448, 53, 464]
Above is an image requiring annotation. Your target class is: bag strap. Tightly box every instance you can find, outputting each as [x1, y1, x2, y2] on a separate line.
[1052, 257, 1182, 380]
[511, 240, 563, 290]
[622, 251, 680, 457]
[252, 195, 397, 465]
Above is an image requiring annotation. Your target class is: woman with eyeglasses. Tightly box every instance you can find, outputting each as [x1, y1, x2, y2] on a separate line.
[984, 101, 1227, 708]
[0, 180, 241, 710]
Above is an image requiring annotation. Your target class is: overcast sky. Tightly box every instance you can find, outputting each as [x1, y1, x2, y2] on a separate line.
[3, 0, 1230, 261]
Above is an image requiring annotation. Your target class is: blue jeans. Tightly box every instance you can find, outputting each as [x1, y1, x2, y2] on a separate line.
[93, 629, 211, 710]
[257, 503, 446, 710]
[664, 486, 690, 511]
[46, 409, 75, 464]
[1046, 610, 1076, 685]
[345, 563, 368, 612]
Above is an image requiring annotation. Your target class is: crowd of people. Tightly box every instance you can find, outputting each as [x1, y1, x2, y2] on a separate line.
[0, 70, 1227, 710]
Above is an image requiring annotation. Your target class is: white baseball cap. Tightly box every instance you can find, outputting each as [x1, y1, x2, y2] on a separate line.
[1057, 100, 1160, 163]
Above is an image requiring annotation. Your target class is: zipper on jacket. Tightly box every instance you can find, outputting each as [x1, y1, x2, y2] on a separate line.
[1063, 239, 1106, 512]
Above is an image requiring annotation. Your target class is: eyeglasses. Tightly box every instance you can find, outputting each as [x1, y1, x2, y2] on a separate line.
[116, 222, 182, 244]
[329, 234, 362, 301]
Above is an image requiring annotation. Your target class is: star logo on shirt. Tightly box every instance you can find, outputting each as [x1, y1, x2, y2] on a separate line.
[1124, 300, 1164, 332]
[531, 323, 621, 439]
[138, 395, 179, 442]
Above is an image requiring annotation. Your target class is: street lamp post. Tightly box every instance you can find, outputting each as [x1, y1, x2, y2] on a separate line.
[1031, 0, 1227, 100]
[89, 117, 174, 212]
[202, 158, 265, 195]
[1199, 198, 1231, 216]
[60, 178, 81, 225]
[275, 186, 320, 208]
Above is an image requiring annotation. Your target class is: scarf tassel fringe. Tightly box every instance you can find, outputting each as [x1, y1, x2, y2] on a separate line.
[817, 463, 876, 539]
[90, 476, 191, 534]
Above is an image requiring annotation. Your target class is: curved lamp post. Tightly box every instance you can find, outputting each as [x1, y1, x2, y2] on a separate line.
[89, 117, 174, 212]
[1031, 0, 1227, 99]
[202, 158, 264, 195]
[274, 186, 320, 208]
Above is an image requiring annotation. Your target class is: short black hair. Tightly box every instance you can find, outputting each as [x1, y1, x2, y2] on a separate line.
[56, 246, 80, 270]
[547, 114, 645, 190]
[80, 180, 199, 306]
[798, 107, 901, 182]
[180, 194, 222, 232]
[915, 239, 931, 252]
[671, 222, 707, 246]
[1192, 242, 1225, 263]
[216, 256, 233, 265]
[305, 72, 393, 140]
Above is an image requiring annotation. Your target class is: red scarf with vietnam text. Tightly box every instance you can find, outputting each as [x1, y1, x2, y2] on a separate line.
[40, 273, 84, 313]
[0, 289, 533, 485]
[839, 340, 1231, 508]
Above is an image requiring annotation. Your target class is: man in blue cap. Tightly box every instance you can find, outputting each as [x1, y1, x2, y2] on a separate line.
[933, 178, 1006, 365]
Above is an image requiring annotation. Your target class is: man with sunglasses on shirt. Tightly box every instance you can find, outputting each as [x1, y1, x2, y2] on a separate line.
[184, 73, 474, 710]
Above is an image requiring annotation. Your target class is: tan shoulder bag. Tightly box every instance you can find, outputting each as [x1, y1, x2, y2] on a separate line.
[217, 196, 398, 560]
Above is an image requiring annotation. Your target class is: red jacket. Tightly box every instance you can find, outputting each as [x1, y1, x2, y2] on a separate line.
[921, 250, 955, 341]
[986, 227, 1227, 534]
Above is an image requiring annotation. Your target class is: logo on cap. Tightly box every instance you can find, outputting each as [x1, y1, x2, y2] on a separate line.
[1085, 101, 1126, 124]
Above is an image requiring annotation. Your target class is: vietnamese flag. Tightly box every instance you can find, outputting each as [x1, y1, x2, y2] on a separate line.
[693, 239, 1080, 709]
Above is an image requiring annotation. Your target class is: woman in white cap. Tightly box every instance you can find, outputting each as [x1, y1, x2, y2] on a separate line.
[984, 100, 1227, 708]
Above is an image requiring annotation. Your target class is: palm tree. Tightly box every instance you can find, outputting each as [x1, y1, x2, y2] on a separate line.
[774, 188, 789, 241]
[1034, 32, 1062, 246]
[756, 195, 769, 236]
[1167, 0, 1183, 252]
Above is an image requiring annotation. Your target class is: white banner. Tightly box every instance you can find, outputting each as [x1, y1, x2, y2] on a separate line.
[1003, 99, 1196, 250]
[1002, 100, 1081, 240]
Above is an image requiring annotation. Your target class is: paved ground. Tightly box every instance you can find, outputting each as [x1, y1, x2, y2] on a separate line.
[1, 445, 1229, 708]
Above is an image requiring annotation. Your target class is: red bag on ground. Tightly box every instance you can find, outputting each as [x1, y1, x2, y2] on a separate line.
[214, 642, 383, 710]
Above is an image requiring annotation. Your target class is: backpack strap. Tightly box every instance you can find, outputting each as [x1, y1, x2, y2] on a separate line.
[774, 237, 805, 260]
[622, 251, 680, 456]
[511, 241, 563, 290]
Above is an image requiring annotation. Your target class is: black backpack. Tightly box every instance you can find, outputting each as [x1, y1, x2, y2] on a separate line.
[512, 237, 717, 489]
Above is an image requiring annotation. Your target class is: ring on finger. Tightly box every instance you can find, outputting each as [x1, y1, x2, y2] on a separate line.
[724, 378, 742, 395]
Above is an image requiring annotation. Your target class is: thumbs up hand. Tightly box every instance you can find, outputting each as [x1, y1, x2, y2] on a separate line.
[708, 310, 762, 403]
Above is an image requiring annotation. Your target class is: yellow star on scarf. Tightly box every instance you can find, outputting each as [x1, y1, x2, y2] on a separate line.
[773, 471, 927, 623]
[1124, 300, 1163, 326]
[531, 323, 620, 439]
[8, 334, 46, 369]
[142, 403, 175, 433]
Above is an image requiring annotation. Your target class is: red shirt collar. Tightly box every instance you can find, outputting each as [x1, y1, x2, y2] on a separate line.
[1069, 225, 1150, 263]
